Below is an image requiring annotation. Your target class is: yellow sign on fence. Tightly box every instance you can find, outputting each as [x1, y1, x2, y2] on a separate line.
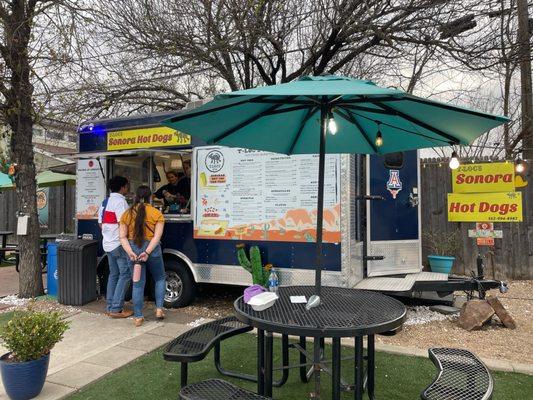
[452, 162, 515, 193]
[107, 127, 191, 150]
[447, 192, 522, 222]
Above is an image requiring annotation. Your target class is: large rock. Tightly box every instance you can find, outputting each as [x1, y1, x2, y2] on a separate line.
[487, 296, 517, 329]
[458, 300, 495, 331]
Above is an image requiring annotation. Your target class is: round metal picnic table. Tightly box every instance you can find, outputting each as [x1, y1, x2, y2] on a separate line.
[234, 286, 406, 400]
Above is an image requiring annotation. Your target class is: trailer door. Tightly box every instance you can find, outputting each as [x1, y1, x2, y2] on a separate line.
[366, 150, 421, 276]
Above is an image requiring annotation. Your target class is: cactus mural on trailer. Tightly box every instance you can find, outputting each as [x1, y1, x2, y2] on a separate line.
[262, 223, 270, 240]
[236, 244, 271, 288]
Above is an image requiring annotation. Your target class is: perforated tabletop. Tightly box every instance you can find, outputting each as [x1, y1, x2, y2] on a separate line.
[234, 286, 406, 337]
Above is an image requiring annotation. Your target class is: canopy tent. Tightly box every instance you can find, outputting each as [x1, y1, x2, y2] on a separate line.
[35, 171, 76, 187]
[0, 171, 75, 189]
[0, 171, 76, 231]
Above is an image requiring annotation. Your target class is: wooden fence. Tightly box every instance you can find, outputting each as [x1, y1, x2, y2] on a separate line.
[0, 185, 76, 244]
[421, 158, 533, 280]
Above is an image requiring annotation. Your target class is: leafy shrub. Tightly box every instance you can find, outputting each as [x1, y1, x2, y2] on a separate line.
[0, 308, 69, 362]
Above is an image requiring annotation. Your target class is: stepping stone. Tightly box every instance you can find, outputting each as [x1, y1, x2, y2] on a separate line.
[429, 305, 460, 315]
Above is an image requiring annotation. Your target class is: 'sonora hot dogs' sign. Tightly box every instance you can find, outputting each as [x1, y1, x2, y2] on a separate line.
[447, 161, 522, 222]
[448, 192, 522, 222]
[452, 162, 514, 193]
[107, 127, 191, 150]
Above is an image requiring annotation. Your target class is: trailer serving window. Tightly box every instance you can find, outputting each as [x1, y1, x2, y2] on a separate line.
[153, 152, 192, 216]
[112, 154, 151, 199]
[109, 150, 192, 220]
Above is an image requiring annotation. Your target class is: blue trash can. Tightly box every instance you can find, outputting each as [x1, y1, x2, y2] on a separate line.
[46, 242, 58, 297]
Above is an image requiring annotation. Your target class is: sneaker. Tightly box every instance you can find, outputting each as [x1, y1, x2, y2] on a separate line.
[109, 310, 134, 318]
[134, 317, 144, 327]
[155, 308, 165, 320]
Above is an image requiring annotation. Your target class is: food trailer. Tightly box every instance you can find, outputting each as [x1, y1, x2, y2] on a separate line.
[73, 108, 505, 308]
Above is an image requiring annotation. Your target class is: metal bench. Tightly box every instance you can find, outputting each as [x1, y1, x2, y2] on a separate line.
[422, 348, 493, 400]
[180, 379, 270, 400]
[164, 316, 290, 389]
[164, 316, 253, 387]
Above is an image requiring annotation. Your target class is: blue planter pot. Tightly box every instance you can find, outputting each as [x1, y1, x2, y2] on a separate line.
[428, 255, 455, 274]
[0, 353, 50, 400]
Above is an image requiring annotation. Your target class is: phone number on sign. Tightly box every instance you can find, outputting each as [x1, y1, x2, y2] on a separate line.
[487, 216, 521, 221]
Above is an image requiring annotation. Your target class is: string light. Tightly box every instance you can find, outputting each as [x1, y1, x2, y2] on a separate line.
[327, 111, 337, 135]
[422, 158, 521, 167]
[449, 151, 460, 170]
[515, 158, 525, 173]
[375, 123, 383, 147]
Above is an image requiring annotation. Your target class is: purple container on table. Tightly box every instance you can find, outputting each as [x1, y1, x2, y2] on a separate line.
[244, 285, 266, 303]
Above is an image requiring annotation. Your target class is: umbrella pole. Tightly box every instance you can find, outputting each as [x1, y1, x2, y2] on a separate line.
[314, 105, 327, 298]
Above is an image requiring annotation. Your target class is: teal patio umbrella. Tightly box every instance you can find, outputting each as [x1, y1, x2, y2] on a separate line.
[162, 75, 508, 306]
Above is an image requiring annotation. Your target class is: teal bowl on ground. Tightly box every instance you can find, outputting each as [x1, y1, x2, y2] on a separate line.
[427, 255, 455, 274]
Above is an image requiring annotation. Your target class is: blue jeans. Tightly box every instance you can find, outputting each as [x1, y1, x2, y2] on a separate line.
[106, 246, 131, 313]
[128, 241, 165, 318]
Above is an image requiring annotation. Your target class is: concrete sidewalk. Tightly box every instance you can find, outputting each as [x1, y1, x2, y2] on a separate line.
[0, 310, 190, 400]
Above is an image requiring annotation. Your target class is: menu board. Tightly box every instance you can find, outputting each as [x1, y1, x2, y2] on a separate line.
[194, 146, 341, 243]
[76, 159, 107, 220]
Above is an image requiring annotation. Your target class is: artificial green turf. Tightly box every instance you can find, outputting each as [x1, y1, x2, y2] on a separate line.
[66, 334, 532, 400]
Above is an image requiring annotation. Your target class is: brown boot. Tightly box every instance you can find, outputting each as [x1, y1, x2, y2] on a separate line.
[109, 309, 134, 318]
[134, 317, 144, 327]
[155, 308, 165, 320]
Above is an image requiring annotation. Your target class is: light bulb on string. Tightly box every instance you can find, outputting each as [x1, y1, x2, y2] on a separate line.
[515, 158, 525, 173]
[327, 111, 337, 135]
[375, 124, 383, 147]
[449, 150, 460, 170]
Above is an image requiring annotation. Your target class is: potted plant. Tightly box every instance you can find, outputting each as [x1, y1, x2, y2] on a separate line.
[0, 308, 69, 400]
[423, 228, 461, 274]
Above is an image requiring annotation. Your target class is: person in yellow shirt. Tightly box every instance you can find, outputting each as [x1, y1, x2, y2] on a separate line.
[119, 185, 165, 327]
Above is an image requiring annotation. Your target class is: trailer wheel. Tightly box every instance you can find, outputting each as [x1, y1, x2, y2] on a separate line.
[161, 259, 196, 308]
[96, 262, 109, 298]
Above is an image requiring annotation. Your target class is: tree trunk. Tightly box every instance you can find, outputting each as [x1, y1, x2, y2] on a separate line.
[4, 1, 43, 298]
[516, 0, 533, 283]
[517, 0, 533, 159]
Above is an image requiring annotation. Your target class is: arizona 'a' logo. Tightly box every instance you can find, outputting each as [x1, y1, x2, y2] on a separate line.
[386, 170, 402, 199]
